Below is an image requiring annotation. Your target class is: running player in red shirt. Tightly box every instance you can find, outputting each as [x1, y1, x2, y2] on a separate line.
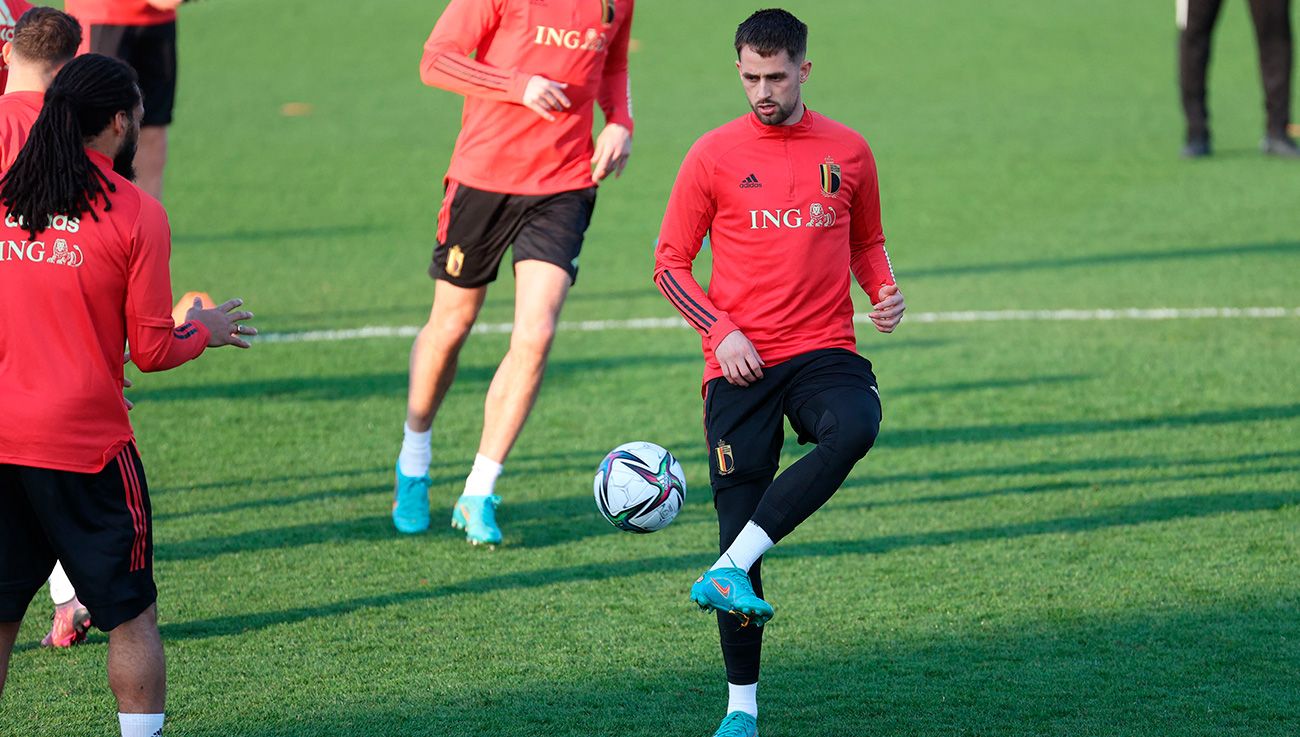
[392, 0, 635, 545]
[64, 0, 184, 198]
[0, 0, 33, 92]
[0, 54, 254, 737]
[653, 10, 905, 736]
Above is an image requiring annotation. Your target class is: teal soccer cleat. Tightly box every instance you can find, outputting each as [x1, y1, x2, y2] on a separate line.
[451, 493, 502, 547]
[392, 462, 431, 534]
[711, 711, 758, 737]
[690, 567, 774, 627]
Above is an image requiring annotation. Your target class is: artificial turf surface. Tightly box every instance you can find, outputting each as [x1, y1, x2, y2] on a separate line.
[4, 0, 1298, 734]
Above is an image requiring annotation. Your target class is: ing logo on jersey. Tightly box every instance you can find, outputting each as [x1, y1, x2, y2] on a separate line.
[599, 0, 616, 26]
[819, 162, 842, 197]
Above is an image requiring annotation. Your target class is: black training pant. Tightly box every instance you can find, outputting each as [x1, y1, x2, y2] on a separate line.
[703, 348, 882, 684]
[1178, 0, 1294, 139]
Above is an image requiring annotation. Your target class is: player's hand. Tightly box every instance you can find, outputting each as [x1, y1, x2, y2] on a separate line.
[591, 123, 632, 182]
[146, 0, 185, 10]
[869, 284, 905, 333]
[521, 75, 571, 121]
[188, 297, 257, 348]
[715, 330, 764, 387]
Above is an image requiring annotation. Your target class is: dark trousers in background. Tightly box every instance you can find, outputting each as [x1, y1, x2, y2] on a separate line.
[1178, 0, 1294, 139]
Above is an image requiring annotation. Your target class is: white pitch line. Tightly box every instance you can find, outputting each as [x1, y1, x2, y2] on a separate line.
[255, 307, 1300, 345]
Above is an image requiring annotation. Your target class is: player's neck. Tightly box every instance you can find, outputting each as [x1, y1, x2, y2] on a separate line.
[4, 68, 53, 95]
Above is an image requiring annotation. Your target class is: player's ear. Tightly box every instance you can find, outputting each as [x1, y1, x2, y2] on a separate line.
[799, 59, 812, 84]
[1, 42, 12, 67]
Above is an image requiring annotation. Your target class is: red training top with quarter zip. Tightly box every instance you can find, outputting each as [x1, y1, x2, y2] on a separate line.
[0, 90, 42, 168]
[421, 0, 634, 196]
[653, 108, 896, 388]
[63, 0, 176, 27]
[0, 149, 209, 473]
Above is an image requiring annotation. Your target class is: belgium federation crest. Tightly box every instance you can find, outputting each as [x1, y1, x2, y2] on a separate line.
[714, 440, 735, 476]
[599, 0, 616, 25]
[446, 245, 465, 278]
[819, 162, 842, 197]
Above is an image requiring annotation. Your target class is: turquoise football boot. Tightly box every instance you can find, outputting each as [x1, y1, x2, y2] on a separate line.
[690, 567, 774, 627]
[451, 493, 502, 547]
[392, 462, 431, 534]
[711, 711, 758, 737]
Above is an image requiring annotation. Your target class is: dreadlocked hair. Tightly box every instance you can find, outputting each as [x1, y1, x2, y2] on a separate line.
[0, 53, 140, 239]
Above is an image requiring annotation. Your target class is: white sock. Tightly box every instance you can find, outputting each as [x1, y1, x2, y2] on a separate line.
[398, 423, 432, 478]
[462, 454, 503, 497]
[48, 561, 76, 606]
[118, 712, 164, 737]
[727, 682, 758, 718]
[711, 521, 774, 572]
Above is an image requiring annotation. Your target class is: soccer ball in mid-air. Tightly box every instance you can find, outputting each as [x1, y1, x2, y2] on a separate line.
[594, 441, 686, 533]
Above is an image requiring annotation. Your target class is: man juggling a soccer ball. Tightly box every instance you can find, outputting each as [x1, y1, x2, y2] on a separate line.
[653, 9, 905, 736]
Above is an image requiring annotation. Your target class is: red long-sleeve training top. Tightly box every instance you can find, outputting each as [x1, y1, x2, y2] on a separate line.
[0, 149, 209, 473]
[421, 0, 634, 195]
[653, 108, 896, 388]
[0, 90, 42, 169]
[63, 0, 175, 27]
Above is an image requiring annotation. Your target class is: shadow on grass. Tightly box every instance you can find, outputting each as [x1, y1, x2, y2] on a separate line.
[159, 489, 1298, 642]
[880, 402, 1300, 449]
[177, 602, 1298, 736]
[899, 239, 1300, 279]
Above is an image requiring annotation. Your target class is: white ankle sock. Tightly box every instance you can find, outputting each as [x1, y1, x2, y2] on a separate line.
[711, 521, 774, 572]
[462, 453, 503, 497]
[398, 423, 432, 478]
[118, 712, 164, 737]
[48, 561, 76, 606]
[727, 682, 757, 718]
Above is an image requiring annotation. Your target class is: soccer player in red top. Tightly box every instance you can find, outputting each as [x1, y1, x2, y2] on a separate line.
[0, 0, 33, 92]
[64, 0, 184, 198]
[392, 0, 635, 545]
[653, 10, 905, 736]
[0, 6, 90, 649]
[0, 54, 255, 737]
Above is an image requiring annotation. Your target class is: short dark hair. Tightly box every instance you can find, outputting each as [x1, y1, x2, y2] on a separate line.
[734, 8, 807, 61]
[12, 7, 82, 66]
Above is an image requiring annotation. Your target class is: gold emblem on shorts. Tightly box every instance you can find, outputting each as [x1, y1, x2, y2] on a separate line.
[446, 245, 465, 278]
[715, 440, 735, 476]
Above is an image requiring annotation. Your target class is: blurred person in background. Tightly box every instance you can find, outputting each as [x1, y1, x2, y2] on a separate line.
[1178, 0, 1300, 157]
[64, 0, 186, 196]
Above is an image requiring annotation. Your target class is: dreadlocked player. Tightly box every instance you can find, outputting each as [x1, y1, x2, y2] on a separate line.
[0, 54, 255, 737]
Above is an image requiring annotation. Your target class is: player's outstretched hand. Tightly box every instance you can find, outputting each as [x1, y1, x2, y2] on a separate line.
[591, 123, 632, 182]
[187, 297, 257, 348]
[715, 329, 765, 387]
[869, 284, 906, 333]
[522, 75, 571, 121]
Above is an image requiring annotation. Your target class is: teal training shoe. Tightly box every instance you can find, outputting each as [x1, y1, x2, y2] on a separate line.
[711, 711, 758, 737]
[690, 567, 774, 627]
[451, 493, 502, 547]
[392, 462, 431, 534]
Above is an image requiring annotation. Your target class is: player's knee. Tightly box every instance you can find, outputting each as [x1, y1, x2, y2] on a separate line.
[427, 309, 477, 345]
[510, 319, 558, 359]
[819, 407, 878, 461]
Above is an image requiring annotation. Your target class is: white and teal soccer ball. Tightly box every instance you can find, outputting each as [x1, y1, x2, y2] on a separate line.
[594, 441, 686, 533]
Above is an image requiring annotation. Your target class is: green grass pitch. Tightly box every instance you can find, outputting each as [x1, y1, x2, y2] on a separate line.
[4, 0, 1298, 734]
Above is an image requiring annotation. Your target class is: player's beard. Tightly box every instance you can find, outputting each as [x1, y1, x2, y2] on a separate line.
[113, 125, 139, 181]
[751, 96, 795, 126]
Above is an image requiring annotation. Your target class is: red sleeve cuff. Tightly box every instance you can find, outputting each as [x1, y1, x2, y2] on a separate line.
[705, 316, 740, 352]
